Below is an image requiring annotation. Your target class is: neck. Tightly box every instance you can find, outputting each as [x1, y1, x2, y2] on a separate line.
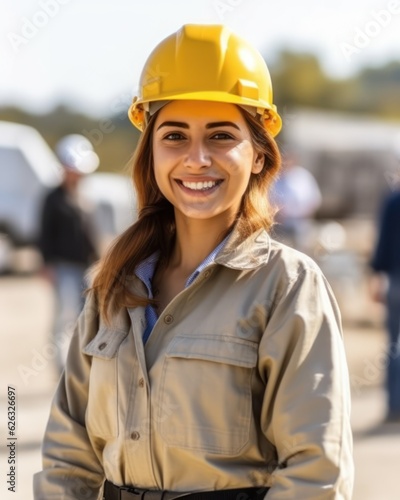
[170, 211, 234, 275]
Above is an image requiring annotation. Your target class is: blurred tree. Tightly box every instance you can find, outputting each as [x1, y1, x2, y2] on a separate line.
[271, 51, 330, 110]
[270, 50, 400, 120]
[356, 62, 400, 118]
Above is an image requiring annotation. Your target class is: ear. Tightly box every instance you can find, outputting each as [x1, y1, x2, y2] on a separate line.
[251, 151, 265, 174]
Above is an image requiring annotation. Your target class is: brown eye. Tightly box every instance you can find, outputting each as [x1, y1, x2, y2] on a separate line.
[211, 132, 234, 140]
[164, 132, 185, 141]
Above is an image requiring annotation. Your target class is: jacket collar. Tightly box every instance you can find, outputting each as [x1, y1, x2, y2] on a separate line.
[215, 226, 271, 270]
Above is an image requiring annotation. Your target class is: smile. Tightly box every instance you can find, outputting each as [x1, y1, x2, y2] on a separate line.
[175, 179, 224, 195]
[180, 181, 222, 191]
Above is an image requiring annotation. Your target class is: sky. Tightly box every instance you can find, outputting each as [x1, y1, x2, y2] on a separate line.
[1, 0, 399, 117]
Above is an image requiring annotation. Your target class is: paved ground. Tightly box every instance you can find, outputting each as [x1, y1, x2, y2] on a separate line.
[0, 275, 399, 499]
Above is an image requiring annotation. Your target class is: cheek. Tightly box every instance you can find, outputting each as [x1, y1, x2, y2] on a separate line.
[152, 148, 168, 182]
[152, 159, 166, 195]
[152, 153, 177, 200]
[153, 166, 169, 197]
[223, 144, 255, 177]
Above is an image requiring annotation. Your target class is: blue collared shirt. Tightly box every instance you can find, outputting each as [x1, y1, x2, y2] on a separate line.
[135, 234, 230, 344]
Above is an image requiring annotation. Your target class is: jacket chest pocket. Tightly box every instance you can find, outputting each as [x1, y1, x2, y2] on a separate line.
[158, 335, 258, 455]
[82, 327, 128, 439]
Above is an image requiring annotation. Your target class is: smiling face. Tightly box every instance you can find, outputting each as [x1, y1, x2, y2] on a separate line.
[152, 100, 265, 226]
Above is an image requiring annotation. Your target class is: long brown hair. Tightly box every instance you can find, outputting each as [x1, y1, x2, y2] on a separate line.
[90, 106, 281, 323]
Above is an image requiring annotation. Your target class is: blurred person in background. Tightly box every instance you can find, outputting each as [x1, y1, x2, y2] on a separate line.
[370, 183, 400, 423]
[272, 148, 321, 253]
[34, 25, 353, 499]
[38, 134, 100, 374]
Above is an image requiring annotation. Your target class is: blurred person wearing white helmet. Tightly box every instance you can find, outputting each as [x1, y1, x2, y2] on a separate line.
[38, 134, 100, 373]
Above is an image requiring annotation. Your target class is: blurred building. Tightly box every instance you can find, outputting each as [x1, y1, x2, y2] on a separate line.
[285, 109, 400, 222]
[282, 109, 400, 325]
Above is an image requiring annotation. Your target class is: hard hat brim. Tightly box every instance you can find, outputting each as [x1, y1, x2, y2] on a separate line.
[129, 93, 282, 137]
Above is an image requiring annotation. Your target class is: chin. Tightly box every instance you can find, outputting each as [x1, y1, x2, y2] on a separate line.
[176, 207, 228, 221]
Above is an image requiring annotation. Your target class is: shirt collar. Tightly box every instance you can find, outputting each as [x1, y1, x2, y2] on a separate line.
[134, 252, 160, 298]
[215, 226, 271, 270]
[135, 232, 231, 297]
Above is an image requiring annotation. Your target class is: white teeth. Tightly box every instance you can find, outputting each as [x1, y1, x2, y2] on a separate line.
[181, 180, 219, 190]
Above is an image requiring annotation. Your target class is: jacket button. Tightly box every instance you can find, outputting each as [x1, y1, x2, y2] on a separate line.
[138, 378, 145, 388]
[98, 342, 107, 350]
[204, 270, 211, 278]
[164, 314, 174, 324]
[130, 431, 140, 441]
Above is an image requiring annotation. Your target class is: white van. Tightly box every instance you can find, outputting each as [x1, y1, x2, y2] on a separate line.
[0, 121, 62, 246]
[0, 121, 136, 272]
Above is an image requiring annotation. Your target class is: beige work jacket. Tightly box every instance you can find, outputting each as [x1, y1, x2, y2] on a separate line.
[33, 228, 354, 499]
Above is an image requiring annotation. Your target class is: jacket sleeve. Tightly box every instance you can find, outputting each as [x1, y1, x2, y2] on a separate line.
[259, 265, 354, 499]
[33, 292, 104, 500]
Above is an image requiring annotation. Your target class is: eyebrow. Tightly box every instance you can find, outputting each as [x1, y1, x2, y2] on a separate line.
[206, 121, 240, 130]
[157, 121, 189, 130]
[156, 120, 240, 131]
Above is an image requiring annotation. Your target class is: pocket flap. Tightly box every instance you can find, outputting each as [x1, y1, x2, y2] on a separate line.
[82, 326, 128, 359]
[166, 335, 258, 368]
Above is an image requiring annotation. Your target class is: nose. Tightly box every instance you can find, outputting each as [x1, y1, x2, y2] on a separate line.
[183, 139, 212, 169]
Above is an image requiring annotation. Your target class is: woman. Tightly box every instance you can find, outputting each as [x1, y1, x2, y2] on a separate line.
[34, 24, 353, 499]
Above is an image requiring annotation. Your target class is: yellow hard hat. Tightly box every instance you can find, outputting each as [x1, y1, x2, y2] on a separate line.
[128, 24, 282, 137]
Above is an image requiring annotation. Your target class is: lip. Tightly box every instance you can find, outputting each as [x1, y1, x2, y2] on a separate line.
[174, 177, 224, 182]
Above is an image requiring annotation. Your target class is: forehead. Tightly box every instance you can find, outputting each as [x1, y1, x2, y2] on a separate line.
[154, 100, 244, 124]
